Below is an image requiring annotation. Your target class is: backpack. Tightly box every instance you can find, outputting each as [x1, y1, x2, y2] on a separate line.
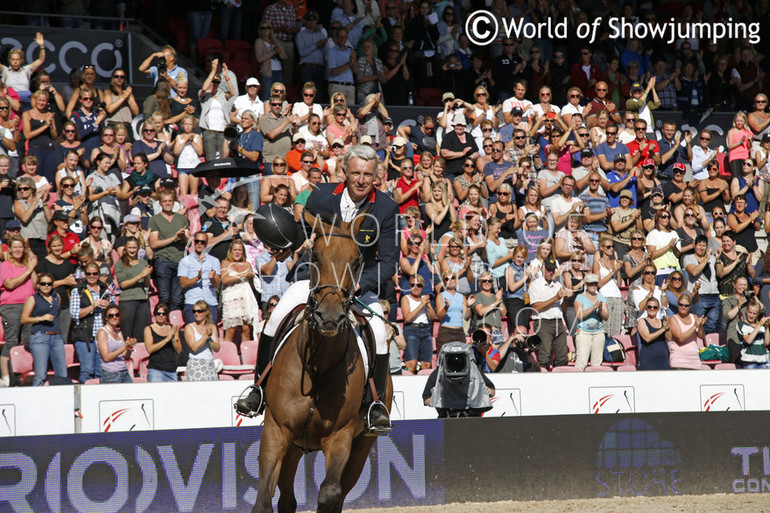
[603, 336, 626, 363]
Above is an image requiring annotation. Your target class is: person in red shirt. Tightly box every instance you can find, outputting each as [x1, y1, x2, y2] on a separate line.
[285, 133, 307, 175]
[570, 46, 603, 99]
[47, 210, 81, 264]
[585, 81, 623, 128]
[394, 159, 421, 215]
[626, 118, 661, 170]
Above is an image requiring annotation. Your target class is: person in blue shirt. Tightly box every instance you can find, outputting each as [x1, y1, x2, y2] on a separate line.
[607, 155, 637, 208]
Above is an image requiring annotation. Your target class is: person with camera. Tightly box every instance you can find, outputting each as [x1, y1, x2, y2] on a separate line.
[469, 323, 504, 373]
[736, 299, 770, 369]
[422, 341, 496, 418]
[138, 46, 188, 98]
[199, 59, 236, 162]
[529, 257, 571, 369]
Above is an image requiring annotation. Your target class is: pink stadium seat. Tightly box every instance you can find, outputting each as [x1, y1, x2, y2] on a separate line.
[214, 340, 251, 377]
[9, 346, 35, 385]
[225, 39, 253, 54]
[715, 363, 737, 370]
[551, 366, 580, 372]
[704, 333, 722, 346]
[241, 340, 259, 366]
[586, 366, 614, 372]
[417, 368, 434, 375]
[700, 364, 713, 370]
[169, 311, 185, 328]
[617, 365, 637, 371]
[64, 344, 79, 379]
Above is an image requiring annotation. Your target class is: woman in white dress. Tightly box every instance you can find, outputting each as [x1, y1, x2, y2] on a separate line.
[221, 240, 259, 342]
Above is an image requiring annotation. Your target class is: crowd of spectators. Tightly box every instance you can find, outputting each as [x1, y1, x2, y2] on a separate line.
[2, 3, 770, 388]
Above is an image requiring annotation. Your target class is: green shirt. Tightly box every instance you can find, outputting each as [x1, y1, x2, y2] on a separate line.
[114, 259, 149, 301]
[148, 213, 189, 262]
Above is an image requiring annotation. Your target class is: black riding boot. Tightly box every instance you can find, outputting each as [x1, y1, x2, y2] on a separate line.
[234, 334, 274, 417]
[365, 354, 392, 435]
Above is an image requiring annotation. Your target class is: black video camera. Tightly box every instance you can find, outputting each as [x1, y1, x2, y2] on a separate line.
[157, 56, 167, 74]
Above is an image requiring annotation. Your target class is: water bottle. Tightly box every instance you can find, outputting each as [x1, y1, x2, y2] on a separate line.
[408, 91, 414, 106]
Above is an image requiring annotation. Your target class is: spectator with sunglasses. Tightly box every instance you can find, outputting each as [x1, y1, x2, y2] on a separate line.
[178, 232, 222, 324]
[401, 273, 436, 374]
[103, 68, 139, 126]
[21, 271, 67, 386]
[144, 302, 181, 382]
[69, 87, 107, 156]
[97, 305, 135, 384]
[132, 120, 174, 180]
[70, 261, 116, 383]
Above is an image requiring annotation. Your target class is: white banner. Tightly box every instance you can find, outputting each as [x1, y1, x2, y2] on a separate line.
[3, 370, 769, 436]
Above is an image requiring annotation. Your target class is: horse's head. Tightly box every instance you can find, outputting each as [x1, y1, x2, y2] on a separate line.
[304, 211, 365, 336]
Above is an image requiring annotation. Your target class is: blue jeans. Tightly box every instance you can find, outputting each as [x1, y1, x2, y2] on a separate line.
[187, 10, 213, 45]
[218, 4, 241, 41]
[403, 324, 433, 362]
[743, 362, 770, 369]
[101, 368, 133, 384]
[183, 303, 219, 324]
[692, 294, 720, 334]
[155, 258, 183, 311]
[148, 368, 178, 382]
[29, 332, 67, 386]
[74, 340, 102, 383]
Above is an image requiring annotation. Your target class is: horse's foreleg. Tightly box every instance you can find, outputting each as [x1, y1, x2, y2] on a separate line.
[276, 446, 303, 513]
[253, 417, 290, 513]
[332, 432, 377, 513]
[316, 431, 354, 513]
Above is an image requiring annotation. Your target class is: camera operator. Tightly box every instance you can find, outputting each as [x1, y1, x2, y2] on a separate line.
[469, 323, 502, 373]
[422, 341, 495, 418]
[33, 72, 65, 122]
[138, 46, 188, 98]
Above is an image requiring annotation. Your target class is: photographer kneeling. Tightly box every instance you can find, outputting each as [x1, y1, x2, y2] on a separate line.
[422, 341, 495, 418]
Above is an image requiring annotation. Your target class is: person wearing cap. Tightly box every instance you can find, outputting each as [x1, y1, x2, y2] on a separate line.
[529, 257, 571, 369]
[439, 112, 479, 178]
[661, 162, 689, 211]
[385, 135, 412, 179]
[296, 12, 328, 97]
[502, 81, 533, 126]
[398, 115, 437, 156]
[625, 77, 660, 136]
[657, 121, 692, 181]
[230, 77, 264, 125]
[47, 209, 81, 264]
[285, 133, 309, 174]
[611, 189, 643, 261]
[573, 273, 609, 370]
[129, 185, 156, 231]
[607, 152, 637, 209]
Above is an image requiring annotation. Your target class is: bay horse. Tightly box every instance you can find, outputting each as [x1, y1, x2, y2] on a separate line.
[253, 212, 393, 513]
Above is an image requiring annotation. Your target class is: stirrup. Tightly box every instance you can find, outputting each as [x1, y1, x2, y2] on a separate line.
[364, 401, 392, 436]
[233, 384, 264, 418]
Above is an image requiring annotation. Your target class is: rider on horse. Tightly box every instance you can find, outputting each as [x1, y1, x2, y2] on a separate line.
[235, 145, 398, 434]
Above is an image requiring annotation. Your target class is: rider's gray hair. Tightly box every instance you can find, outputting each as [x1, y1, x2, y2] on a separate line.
[343, 144, 378, 169]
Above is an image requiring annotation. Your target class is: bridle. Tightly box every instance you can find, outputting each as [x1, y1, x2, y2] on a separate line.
[306, 232, 364, 327]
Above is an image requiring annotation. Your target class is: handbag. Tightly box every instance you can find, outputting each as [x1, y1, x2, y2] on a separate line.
[603, 336, 626, 363]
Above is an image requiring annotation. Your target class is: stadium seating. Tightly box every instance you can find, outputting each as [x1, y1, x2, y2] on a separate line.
[9, 346, 35, 386]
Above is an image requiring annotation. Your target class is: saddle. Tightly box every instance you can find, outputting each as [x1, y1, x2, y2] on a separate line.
[269, 303, 377, 380]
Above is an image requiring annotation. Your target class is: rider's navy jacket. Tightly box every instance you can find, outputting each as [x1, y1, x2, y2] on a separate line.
[297, 182, 399, 295]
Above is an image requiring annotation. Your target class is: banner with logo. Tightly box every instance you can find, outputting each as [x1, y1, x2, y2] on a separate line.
[0, 421, 444, 512]
[0, 26, 131, 83]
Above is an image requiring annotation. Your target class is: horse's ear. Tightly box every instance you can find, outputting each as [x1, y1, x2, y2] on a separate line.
[303, 211, 335, 235]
